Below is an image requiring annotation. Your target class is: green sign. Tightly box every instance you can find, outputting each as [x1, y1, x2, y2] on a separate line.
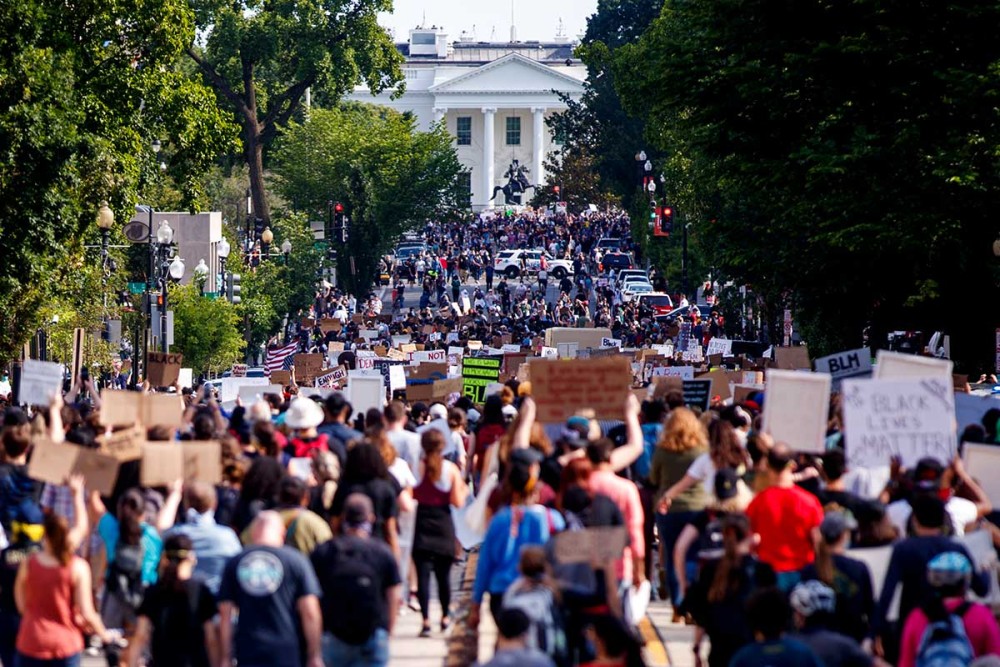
[203, 292, 219, 300]
[461, 355, 503, 404]
[127, 282, 145, 295]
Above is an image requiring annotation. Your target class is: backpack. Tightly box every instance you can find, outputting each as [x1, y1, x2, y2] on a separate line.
[107, 540, 146, 610]
[502, 583, 568, 663]
[914, 601, 974, 667]
[323, 540, 381, 645]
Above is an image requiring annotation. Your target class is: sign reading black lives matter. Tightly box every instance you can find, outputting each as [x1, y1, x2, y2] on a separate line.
[841, 377, 956, 469]
[462, 356, 502, 403]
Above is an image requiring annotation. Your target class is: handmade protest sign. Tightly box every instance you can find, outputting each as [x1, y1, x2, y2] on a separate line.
[461, 356, 502, 404]
[100, 391, 184, 428]
[682, 380, 712, 412]
[389, 365, 406, 394]
[218, 377, 267, 402]
[230, 363, 248, 378]
[650, 365, 694, 380]
[706, 338, 733, 358]
[552, 526, 628, 565]
[601, 338, 622, 350]
[814, 348, 872, 388]
[413, 349, 447, 364]
[147, 352, 183, 386]
[841, 377, 957, 468]
[293, 354, 324, 385]
[677, 322, 692, 352]
[237, 384, 282, 403]
[314, 366, 347, 389]
[963, 444, 1000, 506]
[347, 375, 384, 418]
[531, 357, 632, 423]
[540, 347, 558, 360]
[177, 369, 193, 389]
[18, 359, 63, 406]
[874, 350, 953, 380]
[28, 439, 119, 495]
[773, 346, 811, 370]
[697, 369, 732, 402]
[141, 441, 222, 486]
[270, 370, 292, 386]
[96, 425, 144, 461]
[762, 370, 831, 453]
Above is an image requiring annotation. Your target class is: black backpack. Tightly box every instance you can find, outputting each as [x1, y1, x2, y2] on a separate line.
[107, 540, 146, 610]
[323, 540, 381, 645]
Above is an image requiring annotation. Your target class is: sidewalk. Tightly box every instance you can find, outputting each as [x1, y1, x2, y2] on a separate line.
[647, 600, 699, 667]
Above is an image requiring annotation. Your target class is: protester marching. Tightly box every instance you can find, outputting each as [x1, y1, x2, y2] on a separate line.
[3, 206, 1000, 667]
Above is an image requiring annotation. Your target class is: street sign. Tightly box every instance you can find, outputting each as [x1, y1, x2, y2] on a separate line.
[127, 282, 145, 295]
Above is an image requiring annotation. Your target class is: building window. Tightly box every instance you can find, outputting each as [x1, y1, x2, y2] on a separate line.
[457, 172, 472, 207]
[506, 116, 521, 146]
[456, 116, 472, 146]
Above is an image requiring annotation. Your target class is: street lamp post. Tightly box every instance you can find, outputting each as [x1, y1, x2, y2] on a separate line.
[281, 239, 292, 266]
[194, 259, 208, 295]
[96, 201, 114, 271]
[218, 237, 231, 295]
[260, 226, 274, 260]
[154, 221, 185, 353]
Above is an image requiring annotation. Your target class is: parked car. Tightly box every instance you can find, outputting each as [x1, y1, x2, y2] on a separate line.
[493, 249, 574, 279]
[636, 292, 674, 316]
[620, 281, 655, 303]
[598, 251, 634, 274]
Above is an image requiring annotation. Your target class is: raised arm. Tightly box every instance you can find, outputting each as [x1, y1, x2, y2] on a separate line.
[511, 397, 535, 450]
[610, 393, 642, 472]
[156, 479, 184, 533]
[65, 474, 89, 552]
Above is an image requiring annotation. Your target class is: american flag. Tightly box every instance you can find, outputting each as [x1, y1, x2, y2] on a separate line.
[264, 341, 298, 376]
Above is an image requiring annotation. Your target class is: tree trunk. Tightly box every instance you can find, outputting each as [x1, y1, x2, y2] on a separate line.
[245, 123, 270, 228]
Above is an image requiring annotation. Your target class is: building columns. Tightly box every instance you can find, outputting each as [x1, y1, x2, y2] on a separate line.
[532, 107, 546, 189]
[433, 107, 448, 124]
[482, 107, 497, 209]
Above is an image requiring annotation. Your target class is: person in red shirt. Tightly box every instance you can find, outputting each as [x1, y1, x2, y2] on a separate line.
[746, 444, 823, 591]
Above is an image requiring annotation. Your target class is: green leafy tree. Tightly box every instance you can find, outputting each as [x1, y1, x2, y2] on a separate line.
[169, 284, 245, 374]
[185, 0, 404, 227]
[0, 0, 236, 365]
[530, 146, 619, 212]
[272, 104, 467, 295]
[615, 0, 1000, 366]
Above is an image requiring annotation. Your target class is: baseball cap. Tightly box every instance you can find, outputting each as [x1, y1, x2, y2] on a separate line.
[342, 493, 374, 528]
[713, 467, 740, 501]
[819, 511, 858, 543]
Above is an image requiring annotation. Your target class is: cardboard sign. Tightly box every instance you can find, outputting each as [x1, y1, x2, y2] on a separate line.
[314, 366, 347, 388]
[762, 370, 832, 453]
[601, 338, 622, 350]
[773, 346, 811, 370]
[301, 318, 316, 329]
[28, 439, 119, 495]
[964, 444, 1000, 506]
[293, 354, 324, 384]
[650, 365, 694, 380]
[230, 363, 248, 378]
[100, 390, 184, 428]
[433, 377, 464, 400]
[96, 425, 144, 461]
[874, 350, 953, 380]
[461, 356, 503, 404]
[18, 359, 63, 406]
[697, 369, 732, 402]
[327, 341, 345, 353]
[814, 348, 872, 388]
[531, 357, 632, 423]
[141, 441, 222, 486]
[360, 329, 378, 341]
[411, 363, 449, 381]
[147, 352, 183, 386]
[320, 318, 342, 333]
[733, 383, 764, 405]
[706, 338, 733, 358]
[270, 370, 292, 386]
[682, 380, 712, 412]
[552, 526, 628, 565]
[842, 377, 957, 468]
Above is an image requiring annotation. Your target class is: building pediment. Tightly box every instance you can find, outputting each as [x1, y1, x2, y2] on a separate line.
[429, 53, 585, 95]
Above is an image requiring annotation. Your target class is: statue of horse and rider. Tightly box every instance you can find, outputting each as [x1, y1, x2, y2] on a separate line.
[491, 160, 535, 205]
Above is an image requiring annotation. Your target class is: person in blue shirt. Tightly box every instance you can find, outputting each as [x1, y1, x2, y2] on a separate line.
[729, 587, 823, 667]
[469, 450, 565, 629]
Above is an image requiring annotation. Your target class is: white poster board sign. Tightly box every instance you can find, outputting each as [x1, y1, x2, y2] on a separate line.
[237, 384, 283, 403]
[556, 342, 578, 359]
[541, 347, 558, 360]
[219, 376, 267, 403]
[347, 375, 384, 419]
[177, 368, 194, 390]
[19, 359, 63, 406]
[874, 350, 952, 380]
[650, 366, 695, 380]
[601, 338, 622, 350]
[841, 377, 957, 469]
[706, 338, 733, 358]
[388, 365, 406, 394]
[963, 444, 1000, 506]
[412, 350, 447, 364]
[814, 347, 872, 388]
[762, 370, 831, 453]
[359, 329, 378, 341]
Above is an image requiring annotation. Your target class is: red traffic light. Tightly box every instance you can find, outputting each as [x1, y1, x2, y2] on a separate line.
[334, 202, 344, 213]
[553, 186, 560, 194]
[663, 207, 673, 216]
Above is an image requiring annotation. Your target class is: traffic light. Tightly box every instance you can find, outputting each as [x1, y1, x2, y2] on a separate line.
[326, 247, 337, 261]
[661, 205, 674, 234]
[339, 219, 349, 244]
[649, 200, 658, 224]
[334, 202, 344, 215]
[226, 272, 242, 304]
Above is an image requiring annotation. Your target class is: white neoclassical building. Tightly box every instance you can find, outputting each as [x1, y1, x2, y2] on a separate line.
[346, 26, 586, 210]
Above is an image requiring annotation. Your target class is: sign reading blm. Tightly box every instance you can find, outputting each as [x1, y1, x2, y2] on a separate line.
[462, 356, 502, 403]
[841, 378, 956, 469]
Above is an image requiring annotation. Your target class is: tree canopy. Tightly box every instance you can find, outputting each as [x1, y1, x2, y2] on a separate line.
[614, 0, 1000, 367]
[272, 103, 467, 294]
[187, 0, 404, 226]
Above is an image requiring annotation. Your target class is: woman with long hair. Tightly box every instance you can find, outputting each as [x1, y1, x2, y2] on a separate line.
[231, 455, 285, 533]
[412, 430, 468, 637]
[330, 442, 400, 556]
[682, 514, 775, 667]
[649, 407, 708, 611]
[127, 534, 219, 667]
[799, 511, 874, 642]
[473, 395, 507, 483]
[657, 419, 749, 512]
[15, 513, 111, 666]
